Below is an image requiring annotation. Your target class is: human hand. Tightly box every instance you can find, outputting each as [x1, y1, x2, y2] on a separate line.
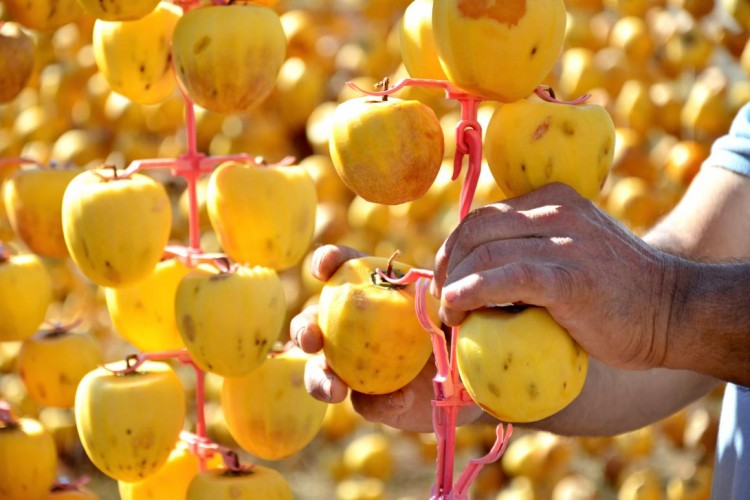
[292, 244, 483, 432]
[433, 183, 679, 371]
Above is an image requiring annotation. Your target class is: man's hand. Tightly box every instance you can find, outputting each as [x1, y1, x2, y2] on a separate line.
[291, 244, 483, 433]
[433, 183, 680, 371]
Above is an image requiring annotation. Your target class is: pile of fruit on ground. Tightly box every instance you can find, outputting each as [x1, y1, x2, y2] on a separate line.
[0, 0, 738, 497]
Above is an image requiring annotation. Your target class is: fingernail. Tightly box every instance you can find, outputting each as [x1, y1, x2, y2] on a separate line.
[388, 390, 405, 408]
[321, 378, 333, 402]
[442, 285, 456, 303]
[429, 280, 439, 298]
[293, 326, 305, 346]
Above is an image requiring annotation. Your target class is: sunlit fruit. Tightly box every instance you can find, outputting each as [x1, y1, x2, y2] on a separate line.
[221, 347, 328, 460]
[18, 327, 103, 408]
[0, 23, 35, 104]
[318, 255, 437, 395]
[484, 97, 615, 200]
[432, 0, 566, 102]
[118, 441, 223, 500]
[400, 0, 448, 80]
[342, 433, 393, 480]
[175, 263, 286, 377]
[92, 2, 181, 104]
[457, 307, 588, 422]
[3, 0, 83, 31]
[74, 360, 186, 482]
[0, 252, 53, 342]
[2, 164, 83, 258]
[187, 466, 293, 500]
[78, 0, 160, 21]
[105, 257, 190, 352]
[172, 4, 286, 114]
[329, 96, 444, 205]
[207, 161, 317, 271]
[0, 414, 58, 500]
[62, 167, 172, 288]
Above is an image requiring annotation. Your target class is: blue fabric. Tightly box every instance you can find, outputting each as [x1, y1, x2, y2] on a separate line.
[703, 104, 750, 498]
[703, 103, 750, 178]
[713, 384, 750, 499]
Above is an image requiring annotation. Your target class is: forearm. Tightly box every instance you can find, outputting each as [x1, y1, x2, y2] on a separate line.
[521, 358, 717, 436]
[665, 259, 750, 386]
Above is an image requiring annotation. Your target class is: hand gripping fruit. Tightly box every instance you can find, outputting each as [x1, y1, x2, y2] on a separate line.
[317, 255, 438, 395]
[456, 307, 588, 422]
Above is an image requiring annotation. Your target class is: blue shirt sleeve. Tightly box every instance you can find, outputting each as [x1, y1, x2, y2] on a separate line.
[703, 103, 750, 177]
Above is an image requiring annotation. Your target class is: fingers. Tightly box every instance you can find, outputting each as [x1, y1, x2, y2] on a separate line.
[304, 354, 348, 403]
[290, 304, 324, 353]
[351, 386, 416, 420]
[439, 263, 557, 325]
[310, 244, 367, 281]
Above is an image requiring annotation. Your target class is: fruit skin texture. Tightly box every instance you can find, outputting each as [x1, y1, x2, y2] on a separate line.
[175, 264, 286, 377]
[318, 256, 438, 395]
[207, 162, 317, 271]
[221, 347, 328, 460]
[0, 417, 58, 500]
[2, 166, 82, 258]
[105, 258, 190, 352]
[0, 254, 52, 342]
[0, 23, 35, 104]
[18, 331, 103, 408]
[118, 442, 223, 500]
[187, 466, 292, 500]
[77, 0, 160, 21]
[93, 2, 181, 105]
[432, 0, 566, 102]
[3, 0, 82, 31]
[484, 98, 615, 201]
[400, 0, 448, 80]
[74, 361, 186, 482]
[456, 307, 588, 423]
[329, 97, 444, 205]
[172, 4, 286, 114]
[62, 170, 172, 288]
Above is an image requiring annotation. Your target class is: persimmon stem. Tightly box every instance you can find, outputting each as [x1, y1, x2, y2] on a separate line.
[386, 250, 400, 278]
[376, 77, 390, 102]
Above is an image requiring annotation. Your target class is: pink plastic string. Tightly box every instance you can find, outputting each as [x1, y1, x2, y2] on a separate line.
[180, 430, 253, 473]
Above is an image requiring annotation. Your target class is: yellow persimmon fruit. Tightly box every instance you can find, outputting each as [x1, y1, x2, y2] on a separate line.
[207, 161, 317, 271]
[329, 96, 444, 205]
[78, 0, 160, 21]
[432, 0, 566, 102]
[3, 0, 83, 31]
[74, 361, 186, 482]
[484, 97, 615, 201]
[0, 23, 35, 104]
[118, 441, 223, 500]
[175, 263, 286, 377]
[400, 0, 448, 80]
[62, 168, 172, 288]
[2, 165, 83, 258]
[93, 2, 181, 104]
[0, 416, 58, 499]
[457, 307, 588, 423]
[187, 466, 292, 500]
[18, 329, 103, 408]
[0, 253, 53, 342]
[221, 347, 328, 461]
[105, 257, 190, 352]
[172, 4, 286, 114]
[318, 256, 437, 395]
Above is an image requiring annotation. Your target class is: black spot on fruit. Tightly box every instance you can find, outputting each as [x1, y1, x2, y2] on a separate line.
[488, 383, 500, 397]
